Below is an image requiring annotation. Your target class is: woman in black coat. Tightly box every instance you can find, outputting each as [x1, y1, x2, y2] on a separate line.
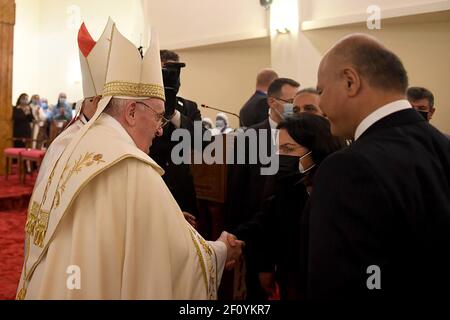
[13, 93, 33, 148]
[235, 113, 345, 300]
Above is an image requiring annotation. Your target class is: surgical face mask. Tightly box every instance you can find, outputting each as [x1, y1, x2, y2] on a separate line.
[216, 119, 226, 129]
[20, 98, 29, 105]
[298, 151, 316, 174]
[59, 98, 67, 104]
[273, 103, 294, 120]
[283, 103, 294, 118]
[278, 155, 300, 175]
[41, 103, 48, 110]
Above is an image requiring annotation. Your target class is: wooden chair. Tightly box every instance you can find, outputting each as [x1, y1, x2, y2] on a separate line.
[20, 149, 46, 184]
[49, 120, 68, 145]
[3, 147, 26, 180]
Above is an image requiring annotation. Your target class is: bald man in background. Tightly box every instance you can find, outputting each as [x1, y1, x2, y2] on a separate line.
[304, 34, 450, 300]
[239, 69, 278, 127]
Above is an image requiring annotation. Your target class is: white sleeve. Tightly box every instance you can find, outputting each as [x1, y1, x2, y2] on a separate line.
[207, 240, 227, 284]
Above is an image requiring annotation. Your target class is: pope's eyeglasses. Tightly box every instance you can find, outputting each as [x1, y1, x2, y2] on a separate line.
[136, 101, 170, 128]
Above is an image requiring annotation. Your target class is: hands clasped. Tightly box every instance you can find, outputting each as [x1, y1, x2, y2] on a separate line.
[217, 231, 245, 271]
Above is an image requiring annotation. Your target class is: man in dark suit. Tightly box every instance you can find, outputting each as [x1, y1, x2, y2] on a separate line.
[227, 78, 299, 299]
[150, 50, 202, 223]
[407, 86, 449, 139]
[305, 34, 450, 300]
[239, 69, 278, 128]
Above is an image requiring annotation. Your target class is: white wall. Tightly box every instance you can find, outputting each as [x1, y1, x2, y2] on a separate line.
[145, 0, 269, 49]
[178, 38, 271, 129]
[301, 0, 450, 22]
[13, 0, 41, 103]
[13, 0, 269, 105]
[13, 0, 144, 105]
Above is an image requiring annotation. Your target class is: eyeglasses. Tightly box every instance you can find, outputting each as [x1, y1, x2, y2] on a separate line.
[270, 97, 294, 104]
[136, 101, 170, 128]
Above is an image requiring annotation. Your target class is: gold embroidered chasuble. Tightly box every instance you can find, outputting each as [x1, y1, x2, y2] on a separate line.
[17, 113, 226, 299]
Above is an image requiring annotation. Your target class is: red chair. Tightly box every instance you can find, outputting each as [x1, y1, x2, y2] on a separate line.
[3, 148, 26, 180]
[20, 149, 46, 184]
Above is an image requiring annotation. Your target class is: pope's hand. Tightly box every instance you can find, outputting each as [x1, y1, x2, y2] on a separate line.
[217, 231, 244, 270]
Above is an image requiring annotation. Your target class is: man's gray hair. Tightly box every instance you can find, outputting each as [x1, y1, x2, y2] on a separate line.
[104, 98, 127, 117]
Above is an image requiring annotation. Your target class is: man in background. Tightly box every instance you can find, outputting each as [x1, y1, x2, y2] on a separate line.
[407, 87, 449, 137]
[407, 86, 435, 121]
[239, 69, 278, 128]
[149, 50, 203, 223]
[293, 88, 324, 117]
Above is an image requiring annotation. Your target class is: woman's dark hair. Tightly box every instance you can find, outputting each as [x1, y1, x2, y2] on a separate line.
[15, 93, 28, 107]
[277, 113, 345, 165]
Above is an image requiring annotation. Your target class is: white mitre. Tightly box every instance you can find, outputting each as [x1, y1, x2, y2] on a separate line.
[73, 18, 114, 117]
[78, 17, 114, 98]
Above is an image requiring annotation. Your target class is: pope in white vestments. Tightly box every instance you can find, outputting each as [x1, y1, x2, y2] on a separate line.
[17, 20, 240, 300]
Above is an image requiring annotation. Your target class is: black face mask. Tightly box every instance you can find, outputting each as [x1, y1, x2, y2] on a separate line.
[278, 155, 300, 177]
[418, 111, 429, 120]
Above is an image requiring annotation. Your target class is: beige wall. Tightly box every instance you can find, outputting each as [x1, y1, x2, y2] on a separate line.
[300, 0, 449, 21]
[13, 0, 41, 103]
[13, 0, 144, 105]
[301, 17, 450, 134]
[146, 0, 268, 49]
[177, 38, 271, 129]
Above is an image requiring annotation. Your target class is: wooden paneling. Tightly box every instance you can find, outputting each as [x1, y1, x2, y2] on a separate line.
[0, 0, 15, 175]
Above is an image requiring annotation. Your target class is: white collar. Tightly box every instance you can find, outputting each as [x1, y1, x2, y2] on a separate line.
[268, 112, 278, 130]
[97, 113, 137, 147]
[354, 99, 412, 140]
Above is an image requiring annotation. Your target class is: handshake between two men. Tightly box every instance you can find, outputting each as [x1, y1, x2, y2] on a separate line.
[183, 213, 245, 271]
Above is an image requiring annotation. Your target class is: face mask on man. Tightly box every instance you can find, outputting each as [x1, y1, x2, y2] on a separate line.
[273, 103, 294, 120]
[59, 98, 67, 104]
[418, 111, 429, 120]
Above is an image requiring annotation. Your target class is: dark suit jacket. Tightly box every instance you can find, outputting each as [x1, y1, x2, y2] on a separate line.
[150, 96, 202, 216]
[239, 91, 269, 128]
[226, 119, 276, 231]
[236, 173, 309, 300]
[304, 108, 450, 301]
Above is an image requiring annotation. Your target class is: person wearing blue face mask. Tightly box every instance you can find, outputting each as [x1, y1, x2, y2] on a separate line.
[49, 93, 73, 121]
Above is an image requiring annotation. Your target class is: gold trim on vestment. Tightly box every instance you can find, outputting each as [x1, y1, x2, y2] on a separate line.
[18, 155, 160, 300]
[54, 152, 105, 209]
[188, 228, 209, 295]
[102, 81, 165, 100]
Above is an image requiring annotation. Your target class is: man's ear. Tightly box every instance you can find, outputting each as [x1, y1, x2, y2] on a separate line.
[429, 107, 436, 120]
[267, 97, 276, 109]
[124, 101, 137, 126]
[343, 67, 361, 97]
